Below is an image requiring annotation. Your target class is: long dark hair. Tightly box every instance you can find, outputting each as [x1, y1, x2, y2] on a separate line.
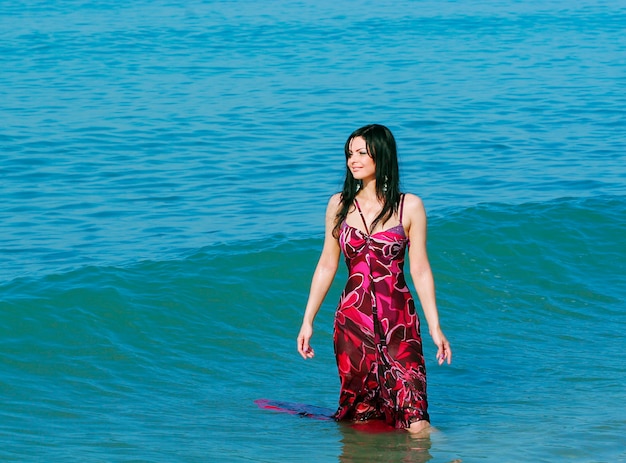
[332, 124, 401, 238]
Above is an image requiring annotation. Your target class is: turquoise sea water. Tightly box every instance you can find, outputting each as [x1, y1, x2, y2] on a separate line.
[1, 1, 625, 462]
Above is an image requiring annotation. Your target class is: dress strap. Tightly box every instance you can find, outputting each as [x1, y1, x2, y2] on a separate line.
[399, 194, 406, 224]
[353, 199, 370, 235]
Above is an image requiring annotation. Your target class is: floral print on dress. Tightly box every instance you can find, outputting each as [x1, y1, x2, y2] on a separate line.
[333, 200, 429, 429]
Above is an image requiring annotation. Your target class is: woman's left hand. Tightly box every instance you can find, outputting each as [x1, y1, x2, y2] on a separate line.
[431, 327, 452, 365]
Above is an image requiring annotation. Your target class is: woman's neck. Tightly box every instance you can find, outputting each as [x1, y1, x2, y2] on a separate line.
[357, 180, 379, 203]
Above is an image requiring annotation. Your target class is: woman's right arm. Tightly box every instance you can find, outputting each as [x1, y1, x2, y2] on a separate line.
[297, 194, 342, 359]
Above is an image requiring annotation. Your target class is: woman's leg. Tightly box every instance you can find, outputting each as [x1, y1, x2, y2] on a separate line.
[407, 420, 432, 435]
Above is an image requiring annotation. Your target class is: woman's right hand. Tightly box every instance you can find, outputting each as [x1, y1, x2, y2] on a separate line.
[297, 322, 315, 359]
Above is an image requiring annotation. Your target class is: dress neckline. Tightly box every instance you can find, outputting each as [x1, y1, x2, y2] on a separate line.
[349, 195, 406, 237]
[342, 221, 406, 238]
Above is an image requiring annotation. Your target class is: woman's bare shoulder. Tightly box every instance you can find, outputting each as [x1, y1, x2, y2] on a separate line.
[402, 193, 425, 212]
[324, 193, 343, 217]
[402, 193, 428, 239]
[329, 192, 342, 204]
[327, 192, 343, 209]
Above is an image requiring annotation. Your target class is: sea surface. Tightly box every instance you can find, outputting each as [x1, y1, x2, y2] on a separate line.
[1, 0, 625, 462]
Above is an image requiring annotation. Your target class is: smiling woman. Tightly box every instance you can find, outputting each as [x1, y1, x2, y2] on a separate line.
[347, 137, 376, 184]
[297, 124, 452, 434]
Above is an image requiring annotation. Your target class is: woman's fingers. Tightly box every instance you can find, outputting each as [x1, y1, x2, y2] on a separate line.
[297, 323, 315, 359]
[437, 340, 452, 365]
[298, 341, 314, 359]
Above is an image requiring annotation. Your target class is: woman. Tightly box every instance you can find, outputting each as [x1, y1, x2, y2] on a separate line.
[297, 124, 451, 434]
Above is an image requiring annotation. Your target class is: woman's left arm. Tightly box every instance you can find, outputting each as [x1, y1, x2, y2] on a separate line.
[404, 194, 452, 365]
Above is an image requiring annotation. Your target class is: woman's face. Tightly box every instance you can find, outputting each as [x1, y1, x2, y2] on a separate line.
[347, 136, 376, 181]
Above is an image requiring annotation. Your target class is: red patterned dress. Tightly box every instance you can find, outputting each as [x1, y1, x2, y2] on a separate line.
[333, 195, 429, 428]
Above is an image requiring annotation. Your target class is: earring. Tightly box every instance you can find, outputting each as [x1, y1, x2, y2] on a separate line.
[383, 176, 388, 193]
[356, 180, 361, 192]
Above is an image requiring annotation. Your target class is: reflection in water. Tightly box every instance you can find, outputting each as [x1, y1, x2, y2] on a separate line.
[338, 422, 434, 463]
